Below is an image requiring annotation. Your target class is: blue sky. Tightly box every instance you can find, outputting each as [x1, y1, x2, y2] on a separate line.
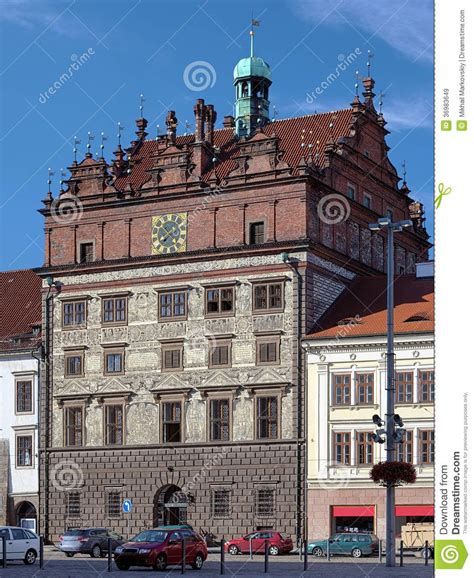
[0, 0, 433, 270]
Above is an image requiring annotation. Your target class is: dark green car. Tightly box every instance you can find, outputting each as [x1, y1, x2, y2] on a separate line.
[307, 533, 378, 558]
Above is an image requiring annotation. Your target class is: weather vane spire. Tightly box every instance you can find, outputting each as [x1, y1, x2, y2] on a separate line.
[100, 132, 107, 158]
[139, 93, 145, 118]
[367, 49, 374, 77]
[47, 168, 54, 193]
[73, 136, 81, 163]
[402, 160, 407, 183]
[378, 91, 385, 115]
[250, 16, 260, 57]
[117, 122, 124, 147]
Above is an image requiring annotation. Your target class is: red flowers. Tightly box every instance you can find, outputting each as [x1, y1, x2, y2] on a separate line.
[370, 461, 417, 487]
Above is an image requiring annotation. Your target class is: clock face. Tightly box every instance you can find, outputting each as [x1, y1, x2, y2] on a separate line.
[151, 213, 187, 255]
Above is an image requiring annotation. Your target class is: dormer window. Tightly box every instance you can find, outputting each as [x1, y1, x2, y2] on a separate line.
[363, 194, 372, 209]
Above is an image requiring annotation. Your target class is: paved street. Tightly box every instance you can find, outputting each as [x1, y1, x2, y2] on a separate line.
[0, 551, 433, 577]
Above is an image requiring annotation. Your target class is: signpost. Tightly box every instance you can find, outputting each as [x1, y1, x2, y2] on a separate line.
[123, 499, 132, 538]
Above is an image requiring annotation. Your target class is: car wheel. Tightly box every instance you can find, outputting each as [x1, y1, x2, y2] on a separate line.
[228, 545, 239, 555]
[153, 553, 167, 571]
[115, 561, 130, 571]
[312, 546, 324, 557]
[91, 544, 102, 558]
[352, 547, 363, 558]
[192, 553, 204, 570]
[268, 545, 279, 556]
[65, 552, 75, 558]
[24, 549, 37, 565]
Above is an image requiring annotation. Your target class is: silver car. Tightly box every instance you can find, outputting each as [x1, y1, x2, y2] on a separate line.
[59, 528, 124, 558]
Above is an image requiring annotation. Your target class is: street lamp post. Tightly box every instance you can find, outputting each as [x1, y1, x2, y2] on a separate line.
[368, 216, 411, 567]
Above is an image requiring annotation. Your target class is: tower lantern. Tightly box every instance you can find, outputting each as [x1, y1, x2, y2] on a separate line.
[233, 22, 272, 137]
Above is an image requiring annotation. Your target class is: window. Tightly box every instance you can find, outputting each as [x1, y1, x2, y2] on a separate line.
[65, 352, 84, 377]
[102, 296, 127, 325]
[347, 184, 356, 200]
[205, 287, 234, 316]
[209, 341, 231, 368]
[16, 379, 33, 413]
[104, 350, 124, 375]
[63, 300, 87, 327]
[334, 432, 351, 465]
[256, 336, 280, 365]
[256, 488, 275, 517]
[419, 430, 434, 464]
[253, 282, 283, 312]
[356, 373, 374, 405]
[162, 343, 183, 372]
[256, 396, 278, 439]
[66, 492, 81, 518]
[107, 491, 121, 517]
[419, 370, 434, 402]
[212, 489, 231, 518]
[16, 435, 33, 467]
[105, 405, 124, 445]
[79, 242, 94, 263]
[333, 374, 351, 405]
[209, 399, 230, 441]
[356, 432, 374, 465]
[65, 406, 83, 446]
[363, 194, 372, 209]
[249, 222, 265, 245]
[158, 290, 187, 320]
[162, 401, 182, 443]
[396, 372, 414, 403]
[397, 430, 413, 462]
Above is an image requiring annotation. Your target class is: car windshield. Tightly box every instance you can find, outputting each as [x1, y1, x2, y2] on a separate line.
[131, 530, 168, 543]
[65, 530, 88, 536]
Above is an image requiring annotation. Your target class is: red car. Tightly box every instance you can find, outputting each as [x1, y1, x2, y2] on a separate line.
[225, 530, 293, 556]
[114, 527, 207, 571]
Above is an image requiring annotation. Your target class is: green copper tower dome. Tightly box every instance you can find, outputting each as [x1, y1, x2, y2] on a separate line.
[233, 28, 272, 137]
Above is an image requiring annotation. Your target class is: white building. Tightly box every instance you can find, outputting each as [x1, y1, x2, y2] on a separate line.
[0, 269, 42, 531]
[304, 263, 434, 540]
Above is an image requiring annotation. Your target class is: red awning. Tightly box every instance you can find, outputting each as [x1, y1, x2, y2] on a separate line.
[332, 506, 375, 517]
[395, 505, 434, 517]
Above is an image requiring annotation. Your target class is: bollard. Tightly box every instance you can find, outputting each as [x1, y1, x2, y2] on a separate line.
[299, 538, 302, 561]
[263, 539, 269, 573]
[326, 538, 331, 561]
[424, 540, 430, 565]
[400, 540, 404, 567]
[107, 537, 112, 572]
[303, 540, 308, 571]
[40, 536, 44, 570]
[249, 537, 253, 560]
[2, 534, 6, 568]
[181, 537, 186, 574]
[220, 538, 225, 575]
[378, 539, 382, 563]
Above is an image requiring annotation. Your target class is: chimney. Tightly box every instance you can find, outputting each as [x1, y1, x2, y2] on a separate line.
[223, 115, 235, 129]
[194, 99, 206, 143]
[205, 104, 217, 145]
[166, 110, 178, 145]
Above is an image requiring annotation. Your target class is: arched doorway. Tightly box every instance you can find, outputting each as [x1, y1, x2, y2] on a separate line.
[16, 501, 37, 532]
[153, 485, 188, 527]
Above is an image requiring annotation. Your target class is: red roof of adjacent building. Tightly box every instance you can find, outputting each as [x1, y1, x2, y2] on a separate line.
[0, 269, 42, 351]
[307, 274, 434, 339]
[115, 109, 354, 191]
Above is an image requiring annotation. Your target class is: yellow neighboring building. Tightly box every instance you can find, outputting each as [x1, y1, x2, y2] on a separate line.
[304, 263, 434, 540]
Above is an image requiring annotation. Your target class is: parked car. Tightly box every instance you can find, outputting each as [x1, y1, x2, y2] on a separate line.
[307, 533, 378, 558]
[0, 526, 39, 565]
[225, 531, 293, 556]
[59, 528, 124, 558]
[114, 527, 207, 571]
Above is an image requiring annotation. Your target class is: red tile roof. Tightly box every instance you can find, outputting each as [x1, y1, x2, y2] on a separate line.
[307, 274, 434, 339]
[0, 269, 42, 351]
[115, 109, 354, 191]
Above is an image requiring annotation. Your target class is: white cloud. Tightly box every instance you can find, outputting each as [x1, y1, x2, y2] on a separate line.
[293, 0, 433, 63]
[0, 0, 77, 35]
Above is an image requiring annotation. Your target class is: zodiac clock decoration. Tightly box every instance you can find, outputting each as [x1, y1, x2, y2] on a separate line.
[151, 213, 188, 255]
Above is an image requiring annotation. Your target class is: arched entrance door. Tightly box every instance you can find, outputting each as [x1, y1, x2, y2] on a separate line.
[16, 501, 37, 532]
[153, 485, 188, 527]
